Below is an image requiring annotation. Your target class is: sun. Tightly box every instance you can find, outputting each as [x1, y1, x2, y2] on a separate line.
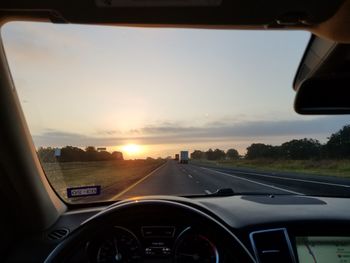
[122, 144, 141, 155]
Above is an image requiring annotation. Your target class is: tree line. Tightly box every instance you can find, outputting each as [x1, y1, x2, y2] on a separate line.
[38, 146, 123, 162]
[191, 124, 350, 160]
[191, 148, 240, 160]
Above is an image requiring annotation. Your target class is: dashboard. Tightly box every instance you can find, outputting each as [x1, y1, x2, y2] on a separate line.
[7, 195, 350, 263]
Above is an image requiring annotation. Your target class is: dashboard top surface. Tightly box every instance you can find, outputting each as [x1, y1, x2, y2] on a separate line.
[195, 195, 350, 228]
[62, 195, 350, 230]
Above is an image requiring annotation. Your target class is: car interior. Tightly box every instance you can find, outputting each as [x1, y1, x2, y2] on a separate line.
[1, 0, 350, 262]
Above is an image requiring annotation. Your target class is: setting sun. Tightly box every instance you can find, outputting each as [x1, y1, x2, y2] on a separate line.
[122, 144, 142, 155]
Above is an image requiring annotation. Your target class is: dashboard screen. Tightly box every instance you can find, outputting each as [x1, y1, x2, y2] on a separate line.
[296, 236, 350, 263]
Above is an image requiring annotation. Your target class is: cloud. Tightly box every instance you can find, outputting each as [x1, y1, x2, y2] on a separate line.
[32, 116, 349, 148]
[139, 116, 349, 137]
[94, 129, 121, 136]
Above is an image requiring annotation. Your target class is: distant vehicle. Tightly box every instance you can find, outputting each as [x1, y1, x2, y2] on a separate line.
[175, 154, 179, 161]
[179, 151, 189, 164]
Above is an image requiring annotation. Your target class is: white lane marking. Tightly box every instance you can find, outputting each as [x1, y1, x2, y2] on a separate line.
[208, 168, 350, 188]
[204, 190, 212, 194]
[188, 174, 193, 179]
[200, 167, 303, 195]
[109, 163, 167, 200]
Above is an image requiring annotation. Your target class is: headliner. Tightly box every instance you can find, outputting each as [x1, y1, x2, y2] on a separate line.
[0, 0, 349, 43]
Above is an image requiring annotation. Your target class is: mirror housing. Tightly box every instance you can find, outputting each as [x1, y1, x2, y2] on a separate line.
[294, 76, 350, 115]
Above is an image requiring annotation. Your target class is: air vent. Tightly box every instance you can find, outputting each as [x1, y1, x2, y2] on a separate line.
[47, 228, 69, 241]
[250, 228, 296, 263]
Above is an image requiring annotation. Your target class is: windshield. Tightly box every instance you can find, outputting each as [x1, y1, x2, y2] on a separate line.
[2, 22, 350, 203]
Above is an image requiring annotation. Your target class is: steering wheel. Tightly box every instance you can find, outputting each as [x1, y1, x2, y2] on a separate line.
[44, 198, 256, 263]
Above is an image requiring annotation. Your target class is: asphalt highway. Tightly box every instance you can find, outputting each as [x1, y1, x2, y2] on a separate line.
[111, 160, 350, 200]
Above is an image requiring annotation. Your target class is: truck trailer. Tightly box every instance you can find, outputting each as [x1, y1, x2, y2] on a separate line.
[179, 151, 189, 164]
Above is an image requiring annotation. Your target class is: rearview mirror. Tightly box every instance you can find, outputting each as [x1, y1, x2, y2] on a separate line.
[294, 77, 350, 115]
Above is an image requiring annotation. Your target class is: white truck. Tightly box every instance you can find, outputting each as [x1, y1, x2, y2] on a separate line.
[179, 151, 189, 164]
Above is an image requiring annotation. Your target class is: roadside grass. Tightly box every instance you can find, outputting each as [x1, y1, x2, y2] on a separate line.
[42, 159, 166, 202]
[191, 159, 350, 178]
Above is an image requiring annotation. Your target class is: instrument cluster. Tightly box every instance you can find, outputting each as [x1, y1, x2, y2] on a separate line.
[87, 224, 221, 263]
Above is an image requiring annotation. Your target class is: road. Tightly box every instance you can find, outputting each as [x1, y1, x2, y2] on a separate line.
[110, 160, 350, 200]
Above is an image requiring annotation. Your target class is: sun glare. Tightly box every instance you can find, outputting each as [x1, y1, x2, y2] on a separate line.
[122, 144, 142, 155]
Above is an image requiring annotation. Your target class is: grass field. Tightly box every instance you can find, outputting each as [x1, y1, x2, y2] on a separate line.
[191, 159, 350, 178]
[42, 159, 166, 202]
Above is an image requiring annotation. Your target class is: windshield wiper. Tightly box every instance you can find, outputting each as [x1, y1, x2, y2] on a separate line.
[207, 188, 235, 197]
[185, 188, 291, 198]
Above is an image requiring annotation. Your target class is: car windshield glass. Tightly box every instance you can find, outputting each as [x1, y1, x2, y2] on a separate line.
[2, 22, 350, 204]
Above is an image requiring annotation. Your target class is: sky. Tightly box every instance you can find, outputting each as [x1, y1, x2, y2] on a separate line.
[1, 22, 349, 159]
